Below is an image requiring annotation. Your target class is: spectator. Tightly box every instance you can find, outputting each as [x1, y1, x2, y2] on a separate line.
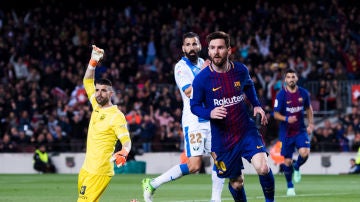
[33, 144, 56, 173]
[34, 131, 47, 149]
[9, 54, 29, 80]
[145, 33, 157, 65]
[255, 28, 271, 59]
[68, 113, 87, 152]
[319, 127, 339, 152]
[310, 127, 323, 152]
[317, 79, 330, 111]
[0, 133, 18, 152]
[154, 109, 174, 127]
[46, 114, 58, 139]
[53, 125, 69, 152]
[348, 158, 360, 174]
[352, 132, 360, 151]
[160, 121, 181, 152]
[334, 123, 350, 152]
[17, 130, 31, 149]
[140, 114, 157, 153]
[44, 131, 56, 152]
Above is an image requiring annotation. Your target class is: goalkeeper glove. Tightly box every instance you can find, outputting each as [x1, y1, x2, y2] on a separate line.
[89, 45, 104, 67]
[111, 149, 129, 167]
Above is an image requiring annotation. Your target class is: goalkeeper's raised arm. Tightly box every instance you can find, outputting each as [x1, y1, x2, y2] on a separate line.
[77, 44, 132, 202]
[83, 45, 105, 106]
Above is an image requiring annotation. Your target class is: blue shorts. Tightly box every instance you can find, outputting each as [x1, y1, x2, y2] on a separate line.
[281, 132, 310, 159]
[214, 129, 267, 179]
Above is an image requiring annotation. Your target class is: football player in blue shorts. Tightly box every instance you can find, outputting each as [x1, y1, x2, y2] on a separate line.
[273, 69, 314, 196]
[191, 31, 275, 202]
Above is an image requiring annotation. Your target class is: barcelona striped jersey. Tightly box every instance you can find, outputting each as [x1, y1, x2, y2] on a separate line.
[190, 62, 260, 152]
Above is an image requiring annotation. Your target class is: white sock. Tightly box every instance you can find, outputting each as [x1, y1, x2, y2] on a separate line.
[211, 170, 225, 201]
[151, 165, 183, 189]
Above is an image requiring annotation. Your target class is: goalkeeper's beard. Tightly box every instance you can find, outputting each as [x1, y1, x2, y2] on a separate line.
[96, 96, 109, 106]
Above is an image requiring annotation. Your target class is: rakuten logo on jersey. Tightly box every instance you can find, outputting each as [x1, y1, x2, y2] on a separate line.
[213, 95, 245, 107]
[286, 106, 303, 113]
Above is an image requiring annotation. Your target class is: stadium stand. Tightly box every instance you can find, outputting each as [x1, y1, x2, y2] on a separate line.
[0, 0, 359, 155]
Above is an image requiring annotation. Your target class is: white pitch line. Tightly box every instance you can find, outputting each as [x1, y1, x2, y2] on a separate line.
[256, 192, 354, 199]
[168, 192, 355, 202]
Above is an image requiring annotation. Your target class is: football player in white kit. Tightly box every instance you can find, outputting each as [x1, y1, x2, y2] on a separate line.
[142, 32, 225, 202]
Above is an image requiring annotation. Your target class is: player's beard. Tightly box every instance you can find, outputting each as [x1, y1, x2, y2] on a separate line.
[96, 96, 109, 106]
[184, 51, 198, 63]
[211, 55, 227, 67]
[287, 81, 296, 89]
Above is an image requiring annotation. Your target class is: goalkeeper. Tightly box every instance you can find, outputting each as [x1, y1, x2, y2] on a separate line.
[77, 45, 132, 202]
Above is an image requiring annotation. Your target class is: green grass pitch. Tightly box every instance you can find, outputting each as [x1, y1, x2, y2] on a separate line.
[0, 173, 359, 202]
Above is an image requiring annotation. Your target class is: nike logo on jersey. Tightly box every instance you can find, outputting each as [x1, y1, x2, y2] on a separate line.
[212, 86, 222, 91]
[286, 101, 291, 104]
[256, 145, 264, 149]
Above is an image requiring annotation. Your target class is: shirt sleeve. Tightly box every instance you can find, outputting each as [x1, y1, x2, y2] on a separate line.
[83, 78, 96, 106]
[190, 75, 212, 120]
[242, 65, 261, 107]
[273, 90, 283, 112]
[174, 62, 193, 92]
[113, 112, 130, 141]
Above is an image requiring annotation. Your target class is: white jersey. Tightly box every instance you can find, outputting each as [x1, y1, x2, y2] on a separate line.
[174, 57, 211, 157]
[174, 57, 210, 130]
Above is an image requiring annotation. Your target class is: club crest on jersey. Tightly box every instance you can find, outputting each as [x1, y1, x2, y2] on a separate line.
[100, 114, 106, 120]
[298, 97, 303, 103]
[176, 70, 182, 77]
[80, 186, 86, 195]
[234, 81, 241, 90]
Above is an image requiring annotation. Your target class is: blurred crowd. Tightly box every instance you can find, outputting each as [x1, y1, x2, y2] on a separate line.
[311, 99, 360, 152]
[0, 0, 359, 154]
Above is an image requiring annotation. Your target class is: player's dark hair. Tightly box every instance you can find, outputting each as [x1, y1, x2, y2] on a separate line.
[95, 78, 112, 87]
[285, 69, 298, 76]
[206, 31, 230, 48]
[182, 32, 200, 42]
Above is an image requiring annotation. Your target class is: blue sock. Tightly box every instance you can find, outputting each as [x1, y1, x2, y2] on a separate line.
[259, 169, 275, 202]
[179, 164, 190, 175]
[228, 182, 247, 202]
[281, 163, 294, 188]
[293, 155, 308, 170]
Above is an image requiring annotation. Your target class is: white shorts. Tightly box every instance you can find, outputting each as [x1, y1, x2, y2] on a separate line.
[183, 126, 211, 157]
